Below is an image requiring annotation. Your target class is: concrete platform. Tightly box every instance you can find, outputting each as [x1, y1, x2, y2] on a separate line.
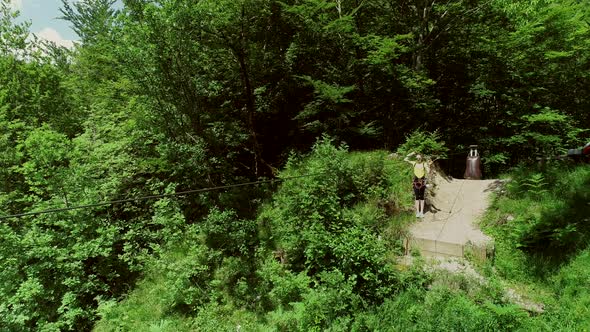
[405, 178, 497, 260]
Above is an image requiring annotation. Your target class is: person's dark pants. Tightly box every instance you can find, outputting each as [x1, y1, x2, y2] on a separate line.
[413, 177, 426, 200]
[414, 186, 425, 200]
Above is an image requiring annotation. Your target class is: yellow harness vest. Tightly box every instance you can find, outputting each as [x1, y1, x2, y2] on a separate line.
[413, 162, 426, 178]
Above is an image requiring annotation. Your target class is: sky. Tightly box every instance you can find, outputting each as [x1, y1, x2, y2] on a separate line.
[9, 0, 122, 48]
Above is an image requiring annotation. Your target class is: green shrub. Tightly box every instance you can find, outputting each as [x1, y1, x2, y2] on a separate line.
[256, 257, 312, 310]
[520, 173, 549, 198]
[395, 129, 449, 160]
[92, 139, 429, 331]
[264, 270, 361, 331]
[191, 303, 264, 332]
[258, 138, 402, 305]
[93, 230, 218, 332]
[481, 164, 590, 330]
[522, 249, 590, 330]
[199, 207, 259, 258]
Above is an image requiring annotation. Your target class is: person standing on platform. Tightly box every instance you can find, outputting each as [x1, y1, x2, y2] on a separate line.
[404, 152, 431, 218]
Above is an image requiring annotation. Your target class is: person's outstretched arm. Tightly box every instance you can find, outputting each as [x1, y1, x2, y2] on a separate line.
[404, 151, 416, 163]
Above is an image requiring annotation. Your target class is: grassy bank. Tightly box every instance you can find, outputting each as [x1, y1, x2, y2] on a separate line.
[480, 162, 590, 330]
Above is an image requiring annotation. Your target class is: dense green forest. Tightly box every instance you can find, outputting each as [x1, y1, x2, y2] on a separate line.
[1, 0, 589, 330]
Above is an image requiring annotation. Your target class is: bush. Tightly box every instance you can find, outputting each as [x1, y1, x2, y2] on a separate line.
[199, 207, 258, 258]
[258, 138, 402, 305]
[395, 129, 449, 160]
[250, 137, 421, 330]
[93, 227, 219, 332]
[481, 163, 590, 330]
[256, 257, 311, 310]
[265, 270, 361, 331]
[521, 248, 590, 330]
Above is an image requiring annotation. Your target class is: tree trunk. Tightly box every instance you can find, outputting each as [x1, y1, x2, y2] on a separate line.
[234, 5, 265, 177]
[235, 48, 264, 177]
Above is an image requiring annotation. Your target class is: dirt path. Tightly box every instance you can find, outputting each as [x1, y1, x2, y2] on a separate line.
[406, 174, 500, 258]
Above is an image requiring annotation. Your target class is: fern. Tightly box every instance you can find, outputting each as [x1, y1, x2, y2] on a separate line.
[521, 173, 548, 197]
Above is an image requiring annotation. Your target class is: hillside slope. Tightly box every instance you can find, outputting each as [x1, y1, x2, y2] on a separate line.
[93, 142, 545, 331]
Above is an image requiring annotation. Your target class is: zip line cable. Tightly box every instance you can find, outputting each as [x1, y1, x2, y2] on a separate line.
[0, 151, 471, 220]
[0, 173, 324, 220]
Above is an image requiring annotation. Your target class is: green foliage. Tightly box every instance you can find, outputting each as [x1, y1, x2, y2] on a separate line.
[260, 139, 412, 329]
[513, 172, 549, 198]
[265, 270, 361, 331]
[59, 0, 116, 45]
[19, 126, 72, 201]
[496, 164, 590, 257]
[0, 0, 34, 56]
[255, 256, 308, 309]
[502, 107, 584, 157]
[93, 232, 216, 332]
[352, 286, 528, 331]
[481, 163, 590, 331]
[295, 76, 357, 134]
[0, 34, 197, 329]
[539, 248, 590, 329]
[396, 129, 449, 159]
[191, 304, 264, 332]
[1, 0, 589, 330]
[199, 208, 258, 258]
[93, 140, 415, 331]
[0, 195, 191, 331]
[361, 33, 412, 66]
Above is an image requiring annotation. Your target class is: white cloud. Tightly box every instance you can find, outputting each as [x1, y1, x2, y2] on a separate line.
[9, 0, 22, 10]
[36, 27, 75, 49]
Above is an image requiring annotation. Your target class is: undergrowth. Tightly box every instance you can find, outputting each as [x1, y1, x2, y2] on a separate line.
[93, 138, 421, 331]
[92, 140, 590, 331]
[481, 161, 590, 330]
